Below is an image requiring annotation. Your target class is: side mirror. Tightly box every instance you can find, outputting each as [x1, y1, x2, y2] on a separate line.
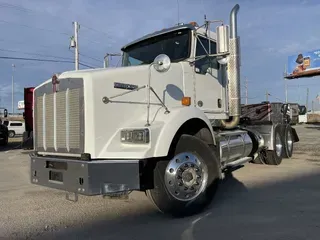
[299, 106, 307, 115]
[153, 54, 171, 72]
[281, 104, 289, 114]
[216, 25, 230, 65]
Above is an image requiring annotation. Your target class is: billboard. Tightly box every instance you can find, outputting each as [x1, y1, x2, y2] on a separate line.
[18, 100, 24, 110]
[286, 49, 320, 79]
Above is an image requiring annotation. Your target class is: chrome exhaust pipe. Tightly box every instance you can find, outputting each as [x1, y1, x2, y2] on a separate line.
[221, 4, 241, 129]
[230, 4, 240, 39]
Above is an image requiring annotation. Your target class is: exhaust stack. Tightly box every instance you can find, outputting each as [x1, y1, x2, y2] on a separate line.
[221, 4, 241, 129]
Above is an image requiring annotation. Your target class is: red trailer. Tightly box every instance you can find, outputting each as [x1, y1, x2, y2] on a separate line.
[21, 87, 34, 149]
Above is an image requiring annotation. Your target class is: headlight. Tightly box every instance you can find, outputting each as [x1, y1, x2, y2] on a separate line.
[120, 128, 150, 144]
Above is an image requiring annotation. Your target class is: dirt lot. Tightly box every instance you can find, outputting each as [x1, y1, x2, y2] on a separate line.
[1, 124, 320, 240]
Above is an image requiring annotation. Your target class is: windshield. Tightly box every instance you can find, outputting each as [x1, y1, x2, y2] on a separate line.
[122, 28, 191, 67]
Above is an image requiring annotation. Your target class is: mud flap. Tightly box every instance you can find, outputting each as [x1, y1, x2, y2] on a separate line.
[291, 127, 299, 143]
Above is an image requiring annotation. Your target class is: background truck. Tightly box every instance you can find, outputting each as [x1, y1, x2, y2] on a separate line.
[0, 108, 9, 146]
[287, 102, 299, 125]
[0, 120, 8, 146]
[30, 4, 299, 217]
[22, 87, 35, 149]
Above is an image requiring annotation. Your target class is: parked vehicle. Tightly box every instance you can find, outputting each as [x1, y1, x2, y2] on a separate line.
[3, 120, 25, 138]
[29, 4, 299, 217]
[287, 103, 299, 125]
[22, 87, 35, 149]
[0, 119, 8, 146]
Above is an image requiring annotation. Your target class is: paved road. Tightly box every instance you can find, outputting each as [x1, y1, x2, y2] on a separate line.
[1, 125, 320, 239]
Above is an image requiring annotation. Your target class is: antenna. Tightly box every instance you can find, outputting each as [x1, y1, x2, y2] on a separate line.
[176, 0, 180, 24]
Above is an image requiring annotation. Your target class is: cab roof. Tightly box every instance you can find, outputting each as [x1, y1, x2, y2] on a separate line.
[121, 23, 218, 51]
[121, 24, 196, 51]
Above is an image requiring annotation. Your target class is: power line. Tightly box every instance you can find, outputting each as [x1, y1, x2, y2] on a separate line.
[0, 2, 69, 22]
[0, 1, 116, 49]
[0, 41, 103, 67]
[0, 2, 42, 14]
[81, 24, 113, 39]
[0, 48, 101, 68]
[0, 2, 115, 44]
[0, 48, 74, 60]
[0, 19, 69, 36]
[79, 52, 101, 63]
[0, 38, 67, 52]
[0, 56, 96, 68]
[0, 56, 72, 63]
[0, 39, 103, 66]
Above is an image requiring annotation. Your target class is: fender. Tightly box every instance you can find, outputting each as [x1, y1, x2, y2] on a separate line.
[153, 106, 216, 157]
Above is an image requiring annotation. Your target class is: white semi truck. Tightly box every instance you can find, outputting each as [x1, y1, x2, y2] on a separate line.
[30, 4, 299, 217]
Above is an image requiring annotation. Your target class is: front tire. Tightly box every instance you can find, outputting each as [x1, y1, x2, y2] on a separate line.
[146, 134, 220, 217]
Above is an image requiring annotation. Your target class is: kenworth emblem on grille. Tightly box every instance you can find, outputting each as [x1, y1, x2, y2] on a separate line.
[52, 74, 60, 92]
[114, 82, 138, 90]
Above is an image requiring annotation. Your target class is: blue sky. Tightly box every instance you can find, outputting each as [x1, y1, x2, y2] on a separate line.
[1, 0, 320, 113]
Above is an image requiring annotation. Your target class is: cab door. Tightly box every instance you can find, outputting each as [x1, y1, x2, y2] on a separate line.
[194, 35, 225, 115]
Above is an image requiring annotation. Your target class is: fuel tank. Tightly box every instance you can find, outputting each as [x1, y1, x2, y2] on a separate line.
[218, 130, 253, 163]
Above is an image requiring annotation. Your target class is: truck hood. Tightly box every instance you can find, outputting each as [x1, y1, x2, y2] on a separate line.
[33, 62, 187, 158]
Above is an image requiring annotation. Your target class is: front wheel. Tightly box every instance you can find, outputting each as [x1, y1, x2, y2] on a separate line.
[146, 134, 220, 217]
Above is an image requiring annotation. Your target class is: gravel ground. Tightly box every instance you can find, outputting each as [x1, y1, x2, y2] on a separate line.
[1, 124, 320, 240]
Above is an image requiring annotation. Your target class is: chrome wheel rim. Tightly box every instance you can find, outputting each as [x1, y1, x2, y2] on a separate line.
[164, 152, 208, 201]
[287, 129, 293, 153]
[275, 132, 283, 157]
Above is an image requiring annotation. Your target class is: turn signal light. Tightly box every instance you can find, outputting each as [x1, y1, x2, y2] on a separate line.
[189, 21, 198, 27]
[182, 97, 191, 106]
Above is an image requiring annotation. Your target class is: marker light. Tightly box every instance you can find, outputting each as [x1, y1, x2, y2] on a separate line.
[182, 97, 191, 106]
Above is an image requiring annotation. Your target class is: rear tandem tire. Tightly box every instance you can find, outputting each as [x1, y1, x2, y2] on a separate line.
[146, 134, 221, 218]
[0, 137, 8, 146]
[282, 124, 294, 158]
[264, 125, 283, 165]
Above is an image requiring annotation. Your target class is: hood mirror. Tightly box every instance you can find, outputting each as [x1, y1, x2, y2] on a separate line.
[153, 54, 171, 72]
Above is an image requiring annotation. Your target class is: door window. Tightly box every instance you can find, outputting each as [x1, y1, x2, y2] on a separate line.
[195, 36, 219, 74]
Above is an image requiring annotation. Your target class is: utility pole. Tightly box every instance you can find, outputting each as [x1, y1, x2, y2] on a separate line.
[266, 90, 269, 101]
[12, 64, 15, 114]
[73, 21, 80, 70]
[306, 88, 309, 110]
[284, 64, 288, 103]
[245, 77, 248, 105]
[285, 79, 288, 103]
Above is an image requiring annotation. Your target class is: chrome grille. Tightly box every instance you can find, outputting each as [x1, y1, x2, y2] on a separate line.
[34, 78, 84, 154]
